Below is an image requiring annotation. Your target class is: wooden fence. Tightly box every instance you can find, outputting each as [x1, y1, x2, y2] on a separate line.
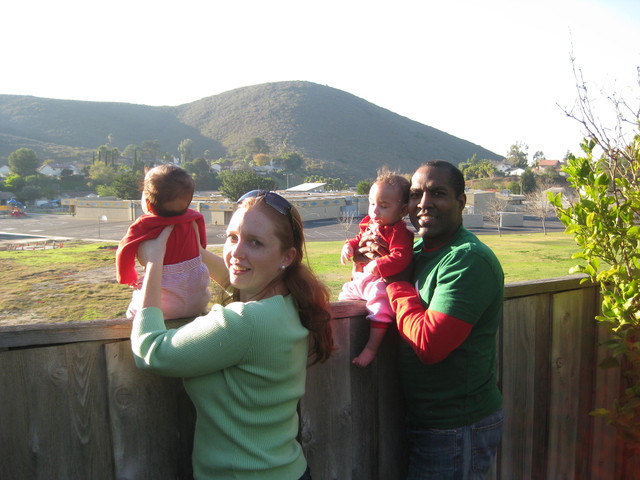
[0, 276, 637, 479]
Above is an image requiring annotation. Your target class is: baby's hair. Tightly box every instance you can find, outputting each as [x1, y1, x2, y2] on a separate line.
[375, 166, 411, 204]
[143, 164, 195, 217]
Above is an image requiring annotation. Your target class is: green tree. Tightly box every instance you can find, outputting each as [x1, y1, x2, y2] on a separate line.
[304, 175, 348, 191]
[551, 66, 640, 450]
[8, 148, 40, 176]
[140, 140, 161, 162]
[533, 150, 546, 164]
[356, 180, 373, 195]
[184, 158, 219, 191]
[245, 137, 270, 156]
[253, 153, 271, 166]
[520, 168, 537, 193]
[552, 136, 640, 449]
[219, 170, 276, 201]
[97, 167, 143, 199]
[87, 160, 117, 188]
[178, 139, 193, 164]
[505, 141, 529, 168]
[274, 152, 304, 171]
[3, 174, 25, 193]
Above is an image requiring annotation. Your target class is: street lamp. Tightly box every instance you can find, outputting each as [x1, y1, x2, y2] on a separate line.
[98, 215, 108, 238]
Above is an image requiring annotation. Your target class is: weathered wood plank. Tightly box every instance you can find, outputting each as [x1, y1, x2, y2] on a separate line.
[0, 342, 114, 479]
[300, 315, 354, 480]
[104, 341, 192, 479]
[590, 321, 623, 480]
[547, 289, 595, 479]
[0, 318, 185, 349]
[500, 293, 552, 479]
[504, 275, 592, 299]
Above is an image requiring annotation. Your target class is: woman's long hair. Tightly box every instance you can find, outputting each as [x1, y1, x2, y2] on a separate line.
[234, 196, 334, 365]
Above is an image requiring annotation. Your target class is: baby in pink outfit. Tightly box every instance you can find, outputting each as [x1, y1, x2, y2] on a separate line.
[339, 171, 414, 367]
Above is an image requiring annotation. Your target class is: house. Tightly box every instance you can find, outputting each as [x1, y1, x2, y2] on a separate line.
[253, 165, 276, 175]
[211, 161, 233, 173]
[534, 159, 564, 174]
[505, 167, 526, 176]
[38, 163, 79, 177]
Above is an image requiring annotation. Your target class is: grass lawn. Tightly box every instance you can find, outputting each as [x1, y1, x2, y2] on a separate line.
[0, 232, 580, 325]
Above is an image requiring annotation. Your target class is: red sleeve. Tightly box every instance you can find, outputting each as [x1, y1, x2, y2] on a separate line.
[115, 210, 206, 285]
[346, 216, 370, 250]
[386, 281, 472, 364]
[375, 222, 414, 277]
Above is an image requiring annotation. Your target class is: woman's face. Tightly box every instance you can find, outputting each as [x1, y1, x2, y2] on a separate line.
[223, 206, 295, 302]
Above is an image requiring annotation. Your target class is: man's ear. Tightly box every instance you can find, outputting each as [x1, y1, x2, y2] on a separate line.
[457, 193, 467, 213]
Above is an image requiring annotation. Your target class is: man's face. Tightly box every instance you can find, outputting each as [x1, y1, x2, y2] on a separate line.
[409, 166, 466, 246]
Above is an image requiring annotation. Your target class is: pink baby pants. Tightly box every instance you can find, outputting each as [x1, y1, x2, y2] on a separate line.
[127, 256, 211, 320]
[338, 271, 394, 324]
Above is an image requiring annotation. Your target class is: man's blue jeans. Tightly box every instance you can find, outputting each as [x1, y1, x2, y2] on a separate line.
[406, 408, 504, 480]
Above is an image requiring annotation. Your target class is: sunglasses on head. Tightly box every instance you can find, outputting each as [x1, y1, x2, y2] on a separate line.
[237, 190, 293, 215]
[237, 190, 299, 242]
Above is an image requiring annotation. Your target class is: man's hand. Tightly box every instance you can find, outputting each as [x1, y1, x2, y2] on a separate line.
[354, 230, 389, 264]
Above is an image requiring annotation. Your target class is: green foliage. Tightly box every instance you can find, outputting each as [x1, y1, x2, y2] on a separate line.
[356, 180, 373, 195]
[2, 174, 25, 192]
[184, 158, 220, 191]
[87, 160, 117, 187]
[304, 175, 348, 191]
[520, 168, 537, 193]
[97, 167, 143, 199]
[273, 152, 304, 172]
[218, 170, 277, 201]
[505, 141, 529, 168]
[178, 138, 193, 164]
[8, 148, 40, 176]
[550, 133, 640, 449]
[459, 154, 498, 179]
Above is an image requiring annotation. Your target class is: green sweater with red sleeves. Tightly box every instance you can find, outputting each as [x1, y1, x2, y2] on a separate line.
[130, 294, 308, 480]
[387, 226, 504, 429]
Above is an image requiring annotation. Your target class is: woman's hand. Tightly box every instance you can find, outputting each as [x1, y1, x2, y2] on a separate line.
[138, 226, 173, 311]
[138, 225, 173, 267]
[193, 221, 229, 288]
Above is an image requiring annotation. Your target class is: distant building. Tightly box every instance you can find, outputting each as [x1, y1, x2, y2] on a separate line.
[38, 163, 80, 177]
[285, 183, 326, 193]
[534, 159, 564, 174]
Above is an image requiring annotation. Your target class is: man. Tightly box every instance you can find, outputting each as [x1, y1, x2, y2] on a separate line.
[383, 160, 504, 479]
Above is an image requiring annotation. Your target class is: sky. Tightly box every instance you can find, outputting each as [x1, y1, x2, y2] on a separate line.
[1, 0, 639, 162]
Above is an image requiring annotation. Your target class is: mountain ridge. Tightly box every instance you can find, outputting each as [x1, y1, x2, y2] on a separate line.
[0, 81, 502, 182]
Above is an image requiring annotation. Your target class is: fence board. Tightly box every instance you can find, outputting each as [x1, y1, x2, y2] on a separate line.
[301, 314, 354, 480]
[547, 289, 596, 479]
[105, 341, 192, 480]
[0, 342, 114, 479]
[501, 293, 552, 479]
[591, 322, 624, 480]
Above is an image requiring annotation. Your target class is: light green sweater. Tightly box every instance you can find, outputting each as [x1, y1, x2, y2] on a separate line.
[131, 294, 309, 480]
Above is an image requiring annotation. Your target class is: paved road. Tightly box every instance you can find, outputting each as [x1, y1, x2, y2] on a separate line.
[0, 212, 566, 246]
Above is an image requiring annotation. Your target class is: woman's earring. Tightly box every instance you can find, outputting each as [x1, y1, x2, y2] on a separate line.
[280, 265, 286, 270]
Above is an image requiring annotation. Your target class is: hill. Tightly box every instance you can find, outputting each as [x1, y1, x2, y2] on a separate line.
[0, 81, 502, 182]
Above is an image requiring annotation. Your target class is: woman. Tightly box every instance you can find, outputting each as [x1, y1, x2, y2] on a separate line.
[130, 190, 334, 480]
